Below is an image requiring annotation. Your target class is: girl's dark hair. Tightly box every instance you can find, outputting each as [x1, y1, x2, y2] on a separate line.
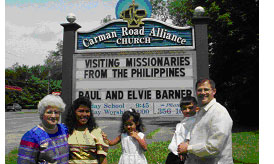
[65, 96, 97, 135]
[119, 108, 145, 133]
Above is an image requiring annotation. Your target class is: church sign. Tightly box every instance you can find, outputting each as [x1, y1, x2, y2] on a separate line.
[61, 0, 209, 118]
[76, 19, 194, 51]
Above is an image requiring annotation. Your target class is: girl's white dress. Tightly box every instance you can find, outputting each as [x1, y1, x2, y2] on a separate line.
[118, 132, 148, 164]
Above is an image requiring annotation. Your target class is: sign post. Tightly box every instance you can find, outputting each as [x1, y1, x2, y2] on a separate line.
[192, 8, 209, 80]
[61, 22, 81, 122]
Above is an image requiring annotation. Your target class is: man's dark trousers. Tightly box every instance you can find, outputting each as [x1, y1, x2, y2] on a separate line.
[165, 152, 185, 164]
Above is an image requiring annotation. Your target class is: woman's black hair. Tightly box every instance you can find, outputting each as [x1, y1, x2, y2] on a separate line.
[65, 96, 97, 135]
[119, 108, 145, 133]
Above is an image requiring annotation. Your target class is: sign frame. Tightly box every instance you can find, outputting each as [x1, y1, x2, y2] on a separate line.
[75, 18, 196, 54]
[72, 49, 197, 117]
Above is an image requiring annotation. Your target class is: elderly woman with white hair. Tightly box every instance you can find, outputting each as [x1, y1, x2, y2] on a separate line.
[17, 94, 69, 164]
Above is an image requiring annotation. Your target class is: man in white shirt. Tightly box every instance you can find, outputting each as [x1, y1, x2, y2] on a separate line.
[165, 96, 199, 164]
[177, 78, 233, 164]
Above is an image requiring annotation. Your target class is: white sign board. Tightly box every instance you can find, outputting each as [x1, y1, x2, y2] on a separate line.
[73, 50, 197, 117]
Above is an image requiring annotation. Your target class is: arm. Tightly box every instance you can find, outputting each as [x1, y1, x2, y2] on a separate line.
[130, 132, 147, 151]
[177, 141, 189, 161]
[17, 131, 39, 164]
[101, 131, 121, 146]
[98, 155, 107, 164]
[168, 129, 177, 152]
[108, 135, 121, 146]
[169, 123, 183, 154]
[95, 129, 110, 163]
[188, 109, 233, 157]
[176, 121, 190, 154]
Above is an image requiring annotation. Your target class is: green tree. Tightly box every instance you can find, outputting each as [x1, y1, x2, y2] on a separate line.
[168, 0, 259, 125]
[100, 15, 115, 25]
[5, 64, 30, 94]
[5, 64, 29, 105]
[168, 0, 193, 26]
[29, 65, 48, 80]
[6, 41, 64, 107]
[150, 0, 170, 22]
[5, 64, 62, 107]
[44, 40, 63, 80]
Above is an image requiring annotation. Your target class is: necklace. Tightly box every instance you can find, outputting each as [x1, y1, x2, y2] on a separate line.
[40, 123, 58, 132]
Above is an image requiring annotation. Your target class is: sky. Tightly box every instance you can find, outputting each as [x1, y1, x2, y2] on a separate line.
[5, 0, 119, 68]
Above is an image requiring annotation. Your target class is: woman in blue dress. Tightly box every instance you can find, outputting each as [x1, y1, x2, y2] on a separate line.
[17, 94, 69, 164]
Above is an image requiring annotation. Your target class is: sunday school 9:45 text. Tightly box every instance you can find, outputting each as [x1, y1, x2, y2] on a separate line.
[136, 103, 150, 108]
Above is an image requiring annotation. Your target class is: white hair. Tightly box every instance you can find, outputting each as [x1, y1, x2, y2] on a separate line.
[38, 94, 66, 117]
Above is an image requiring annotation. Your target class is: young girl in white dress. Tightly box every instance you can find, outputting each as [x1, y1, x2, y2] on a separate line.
[106, 108, 148, 164]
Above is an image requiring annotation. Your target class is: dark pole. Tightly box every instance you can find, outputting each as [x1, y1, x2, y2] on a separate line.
[192, 8, 210, 80]
[60, 22, 81, 123]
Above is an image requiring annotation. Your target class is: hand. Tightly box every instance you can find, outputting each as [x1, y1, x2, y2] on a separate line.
[179, 154, 184, 161]
[179, 153, 187, 162]
[101, 131, 107, 139]
[177, 142, 188, 154]
[101, 131, 109, 144]
[129, 131, 139, 139]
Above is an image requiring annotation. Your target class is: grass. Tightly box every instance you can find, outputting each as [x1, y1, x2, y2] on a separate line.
[107, 144, 122, 164]
[145, 141, 170, 164]
[15, 111, 37, 114]
[14, 110, 38, 114]
[232, 131, 259, 164]
[107, 141, 170, 164]
[146, 128, 161, 139]
[5, 148, 18, 164]
[6, 131, 259, 164]
[15, 112, 24, 114]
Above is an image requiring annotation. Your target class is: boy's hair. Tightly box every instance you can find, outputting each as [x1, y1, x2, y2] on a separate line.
[119, 108, 145, 133]
[180, 96, 198, 109]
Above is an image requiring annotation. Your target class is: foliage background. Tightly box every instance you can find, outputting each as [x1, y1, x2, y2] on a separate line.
[5, 40, 63, 108]
[151, 0, 259, 126]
